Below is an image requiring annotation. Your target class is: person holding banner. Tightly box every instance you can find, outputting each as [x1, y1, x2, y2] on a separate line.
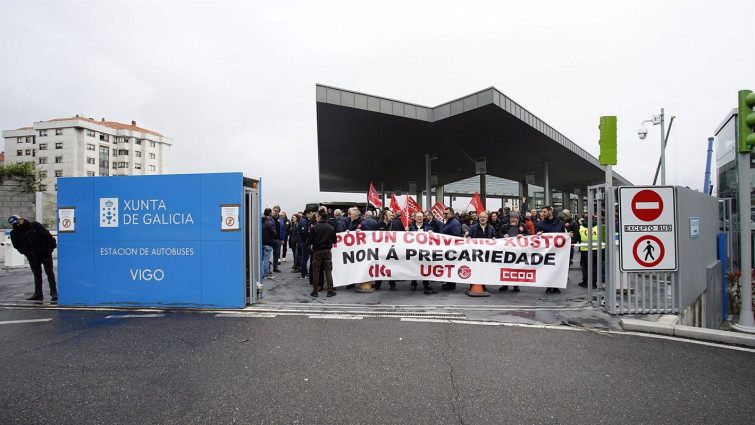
[307, 210, 337, 297]
[440, 207, 462, 291]
[298, 210, 312, 280]
[498, 212, 530, 292]
[466, 211, 495, 294]
[536, 205, 566, 294]
[409, 212, 438, 295]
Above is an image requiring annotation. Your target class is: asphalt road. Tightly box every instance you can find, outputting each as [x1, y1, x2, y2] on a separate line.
[1, 308, 753, 424]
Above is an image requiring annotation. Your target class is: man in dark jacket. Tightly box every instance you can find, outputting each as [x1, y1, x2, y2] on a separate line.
[347, 208, 364, 231]
[362, 210, 378, 230]
[440, 207, 462, 291]
[334, 209, 349, 233]
[298, 210, 312, 279]
[424, 210, 443, 233]
[536, 205, 566, 294]
[376, 210, 394, 231]
[307, 210, 337, 297]
[261, 209, 276, 279]
[270, 206, 285, 273]
[560, 209, 580, 266]
[498, 212, 529, 292]
[9, 215, 57, 301]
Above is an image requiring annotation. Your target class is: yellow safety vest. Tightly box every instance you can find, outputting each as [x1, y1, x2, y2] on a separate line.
[579, 226, 600, 251]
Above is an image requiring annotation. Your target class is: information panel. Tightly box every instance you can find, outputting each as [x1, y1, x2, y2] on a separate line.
[57, 173, 246, 308]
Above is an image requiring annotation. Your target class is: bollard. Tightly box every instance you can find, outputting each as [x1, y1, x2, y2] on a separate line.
[465, 284, 490, 297]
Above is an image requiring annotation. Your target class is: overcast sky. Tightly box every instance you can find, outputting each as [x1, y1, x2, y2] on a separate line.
[2, 0, 754, 215]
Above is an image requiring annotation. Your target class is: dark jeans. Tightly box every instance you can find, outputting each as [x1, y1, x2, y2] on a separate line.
[299, 242, 310, 278]
[282, 240, 288, 259]
[311, 249, 334, 290]
[272, 241, 281, 268]
[29, 254, 56, 295]
[580, 250, 599, 284]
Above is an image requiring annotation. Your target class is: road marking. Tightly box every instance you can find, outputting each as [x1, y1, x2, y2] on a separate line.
[0, 318, 53, 325]
[308, 315, 363, 320]
[105, 314, 165, 319]
[215, 313, 278, 318]
[619, 331, 755, 353]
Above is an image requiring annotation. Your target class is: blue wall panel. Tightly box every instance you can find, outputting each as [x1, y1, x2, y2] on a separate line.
[58, 173, 245, 308]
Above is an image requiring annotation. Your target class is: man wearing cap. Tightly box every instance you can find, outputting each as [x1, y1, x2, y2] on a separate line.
[8, 215, 58, 301]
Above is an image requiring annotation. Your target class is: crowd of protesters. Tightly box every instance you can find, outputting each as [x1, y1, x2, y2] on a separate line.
[264, 202, 604, 297]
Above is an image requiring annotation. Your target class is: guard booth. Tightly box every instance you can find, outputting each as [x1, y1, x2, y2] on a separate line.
[586, 185, 722, 328]
[56, 172, 261, 308]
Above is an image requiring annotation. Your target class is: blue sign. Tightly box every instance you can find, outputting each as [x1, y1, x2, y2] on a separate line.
[57, 173, 246, 308]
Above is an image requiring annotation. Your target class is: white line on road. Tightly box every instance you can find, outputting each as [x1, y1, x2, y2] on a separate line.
[215, 313, 278, 318]
[105, 314, 165, 319]
[0, 318, 53, 325]
[308, 315, 363, 320]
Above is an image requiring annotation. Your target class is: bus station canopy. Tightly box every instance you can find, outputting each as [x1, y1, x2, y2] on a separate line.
[316, 84, 630, 195]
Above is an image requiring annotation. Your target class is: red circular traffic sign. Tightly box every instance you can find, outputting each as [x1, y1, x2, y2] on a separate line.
[632, 235, 664, 267]
[631, 190, 664, 222]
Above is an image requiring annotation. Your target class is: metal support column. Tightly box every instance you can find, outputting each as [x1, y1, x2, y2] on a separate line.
[734, 151, 755, 331]
[480, 173, 487, 209]
[380, 181, 385, 211]
[543, 161, 551, 206]
[425, 154, 432, 213]
[436, 186, 444, 208]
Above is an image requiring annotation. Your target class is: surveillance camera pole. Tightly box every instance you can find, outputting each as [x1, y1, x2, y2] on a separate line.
[659, 108, 666, 185]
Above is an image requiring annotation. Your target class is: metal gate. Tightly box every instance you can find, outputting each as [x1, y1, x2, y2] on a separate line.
[587, 184, 678, 314]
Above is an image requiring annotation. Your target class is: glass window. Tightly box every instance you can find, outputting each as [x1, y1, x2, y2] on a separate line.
[16, 150, 23, 156]
[87, 130, 95, 137]
[149, 153, 156, 159]
[87, 171, 95, 177]
[26, 136, 34, 143]
[55, 142, 63, 149]
[149, 165, 156, 171]
[39, 171, 47, 179]
[87, 143, 95, 151]
[135, 163, 142, 169]
[39, 130, 47, 137]
[149, 141, 156, 147]
[55, 170, 63, 177]
[39, 143, 47, 150]
[55, 129, 63, 135]
[100, 134, 109, 142]
[135, 139, 142, 145]
[39, 157, 47, 164]
[135, 151, 142, 157]
[25, 149, 31, 155]
[55, 156, 63, 163]
[39, 184, 47, 191]
[86, 157, 95, 164]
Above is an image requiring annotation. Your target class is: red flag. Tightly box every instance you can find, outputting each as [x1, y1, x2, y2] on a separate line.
[431, 201, 446, 221]
[368, 182, 382, 209]
[469, 192, 485, 213]
[401, 196, 422, 230]
[390, 193, 401, 213]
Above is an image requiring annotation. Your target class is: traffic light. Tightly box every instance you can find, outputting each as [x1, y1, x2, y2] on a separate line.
[599, 116, 617, 165]
[739, 90, 755, 153]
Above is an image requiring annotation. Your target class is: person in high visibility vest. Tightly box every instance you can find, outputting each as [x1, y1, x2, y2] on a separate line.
[578, 219, 603, 288]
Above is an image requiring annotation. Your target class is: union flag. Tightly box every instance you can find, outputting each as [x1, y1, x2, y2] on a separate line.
[469, 192, 485, 213]
[390, 193, 401, 213]
[368, 182, 382, 209]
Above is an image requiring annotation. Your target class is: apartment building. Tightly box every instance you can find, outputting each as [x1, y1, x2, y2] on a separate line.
[2, 116, 173, 192]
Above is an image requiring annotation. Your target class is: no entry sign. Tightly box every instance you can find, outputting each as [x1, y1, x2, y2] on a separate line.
[619, 186, 677, 271]
[631, 190, 664, 222]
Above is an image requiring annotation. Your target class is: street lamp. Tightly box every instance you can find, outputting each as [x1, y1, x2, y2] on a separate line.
[638, 109, 666, 185]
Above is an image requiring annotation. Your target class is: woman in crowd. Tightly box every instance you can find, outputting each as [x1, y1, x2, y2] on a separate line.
[408, 211, 437, 295]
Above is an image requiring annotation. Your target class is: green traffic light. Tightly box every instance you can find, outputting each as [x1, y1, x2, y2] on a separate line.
[739, 90, 755, 153]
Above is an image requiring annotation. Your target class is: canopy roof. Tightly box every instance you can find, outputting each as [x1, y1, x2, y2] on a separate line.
[316, 85, 630, 195]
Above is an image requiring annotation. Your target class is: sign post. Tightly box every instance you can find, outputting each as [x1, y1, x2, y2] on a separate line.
[619, 187, 677, 272]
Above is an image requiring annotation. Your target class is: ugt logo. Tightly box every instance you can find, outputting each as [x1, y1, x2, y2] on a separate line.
[99, 198, 119, 227]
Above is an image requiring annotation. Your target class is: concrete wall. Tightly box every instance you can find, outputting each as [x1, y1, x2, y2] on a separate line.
[0, 178, 35, 229]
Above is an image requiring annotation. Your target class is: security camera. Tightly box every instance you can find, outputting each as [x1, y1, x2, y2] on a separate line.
[638, 126, 648, 140]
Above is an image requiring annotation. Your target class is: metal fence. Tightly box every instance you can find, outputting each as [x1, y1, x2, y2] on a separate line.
[587, 184, 678, 315]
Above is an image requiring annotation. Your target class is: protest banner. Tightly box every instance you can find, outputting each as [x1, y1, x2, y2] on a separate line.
[331, 231, 570, 288]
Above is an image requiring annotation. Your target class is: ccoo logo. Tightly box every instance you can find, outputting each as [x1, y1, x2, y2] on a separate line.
[100, 198, 119, 227]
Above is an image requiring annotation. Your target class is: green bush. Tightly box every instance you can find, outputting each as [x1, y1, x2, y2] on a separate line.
[0, 161, 39, 192]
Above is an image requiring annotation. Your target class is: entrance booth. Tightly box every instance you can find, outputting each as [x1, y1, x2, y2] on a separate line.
[56, 172, 260, 308]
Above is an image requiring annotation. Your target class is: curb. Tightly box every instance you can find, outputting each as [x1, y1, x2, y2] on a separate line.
[620, 318, 755, 347]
